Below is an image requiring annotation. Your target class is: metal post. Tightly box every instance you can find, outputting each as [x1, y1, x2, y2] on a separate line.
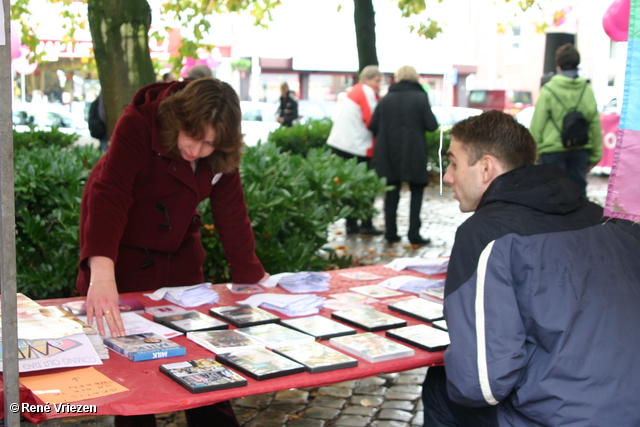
[1, 0, 21, 425]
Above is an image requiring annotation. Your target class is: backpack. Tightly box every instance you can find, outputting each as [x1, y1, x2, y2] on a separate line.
[88, 98, 107, 140]
[545, 83, 590, 148]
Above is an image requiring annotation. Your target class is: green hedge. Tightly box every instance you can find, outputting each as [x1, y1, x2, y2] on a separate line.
[267, 118, 333, 156]
[14, 130, 385, 299]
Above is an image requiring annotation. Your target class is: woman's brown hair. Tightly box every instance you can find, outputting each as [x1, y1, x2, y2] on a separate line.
[157, 77, 243, 173]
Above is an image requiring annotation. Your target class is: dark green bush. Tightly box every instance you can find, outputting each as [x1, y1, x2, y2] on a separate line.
[426, 128, 452, 174]
[199, 143, 387, 282]
[14, 142, 102, 299]
[13, 128, 78, 151]
[267, 118, 333, 156]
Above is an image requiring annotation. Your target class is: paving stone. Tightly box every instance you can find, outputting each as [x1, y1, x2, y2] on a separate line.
[349, 395, 385, 407]
[384, 389, 421, 401]
[415, 399, 423, 411]
[378, 409, 413, 423]
[233, 406, 258, 424]
[353, 384, 387, 396]
[388, 384, 422, 395]
[288, 419, 325, 427]
[311, 396, 347, 409]
[317, 386, 353, 399]
[370, 421, 410, 427]
[301, 406, 340, 420]
[379, 373, 401, 383]
[267, 402, 307, 413]
[249, 411, 289, 424]
[411, 411, 424, 426]
[402, 367, 427, 376]
[243, 421, 285, 427]
[274, 389, 309, 403]
[332, 414, 372, 426]
[381, 400, 414, 411]
[358, 376, 386, 387]
[333, 380, 357, 388]
[396, 374, 425, 385]
[341, 406, 379, 417]
[233, 393, 274, 408]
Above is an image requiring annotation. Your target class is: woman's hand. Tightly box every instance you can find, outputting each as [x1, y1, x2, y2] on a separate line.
[86, 256, 126, 337]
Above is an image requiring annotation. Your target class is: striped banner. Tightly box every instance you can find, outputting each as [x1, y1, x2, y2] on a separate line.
[605, 0, 640, 221]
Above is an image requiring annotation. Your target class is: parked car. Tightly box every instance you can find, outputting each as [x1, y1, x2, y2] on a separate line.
[12, 102, 97, 146]
[297, 100, 338, 124]
[431, 106, 483, 128]
[468, 89, 533, 115]
[240, 101, 280, 146]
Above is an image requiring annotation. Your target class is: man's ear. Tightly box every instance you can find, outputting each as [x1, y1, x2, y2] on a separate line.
[480, 155, 506, 184]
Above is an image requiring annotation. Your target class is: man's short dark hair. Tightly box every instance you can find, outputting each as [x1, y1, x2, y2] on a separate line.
[555, 43, 580, 71]
[450, 110, 537, 170]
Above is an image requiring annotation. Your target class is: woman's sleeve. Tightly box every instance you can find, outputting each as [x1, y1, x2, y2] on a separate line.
[209, 171, 266, 283]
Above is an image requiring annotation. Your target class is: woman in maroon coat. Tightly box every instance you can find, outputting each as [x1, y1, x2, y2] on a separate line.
[77, 78, 267, 427]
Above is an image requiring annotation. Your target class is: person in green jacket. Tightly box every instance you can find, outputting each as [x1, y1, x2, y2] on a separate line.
[529, 43, 602, 195]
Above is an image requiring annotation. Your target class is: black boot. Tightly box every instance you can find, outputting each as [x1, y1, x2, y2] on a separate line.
[384, 185, 401, 243]
[408, 184, 429, 245]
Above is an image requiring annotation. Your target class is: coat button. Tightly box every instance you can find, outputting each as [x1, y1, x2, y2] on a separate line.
[173, 167, 177, 171]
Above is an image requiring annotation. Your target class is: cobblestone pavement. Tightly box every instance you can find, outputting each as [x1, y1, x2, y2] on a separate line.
[14, 175, 609, 427]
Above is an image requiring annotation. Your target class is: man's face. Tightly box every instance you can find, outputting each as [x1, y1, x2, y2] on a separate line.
[443, 138, 486, 213]
[363, 75, 382, 93]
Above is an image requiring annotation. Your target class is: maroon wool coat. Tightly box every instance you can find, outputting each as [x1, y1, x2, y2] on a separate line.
[76, 81, 265, 296]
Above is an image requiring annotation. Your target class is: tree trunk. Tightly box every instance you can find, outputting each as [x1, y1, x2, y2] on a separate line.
[87, 0, 156, 137]
[353, 0, 378, 74]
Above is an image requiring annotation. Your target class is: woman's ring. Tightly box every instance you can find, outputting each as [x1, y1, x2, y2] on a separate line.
[105, 310, 111, 314]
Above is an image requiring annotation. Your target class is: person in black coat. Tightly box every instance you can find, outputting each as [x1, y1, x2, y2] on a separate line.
[370, 66, 439, 245]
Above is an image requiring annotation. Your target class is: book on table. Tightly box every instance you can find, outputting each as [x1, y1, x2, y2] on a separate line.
[187, 329, 264, 354]
[160, 358, 247, 393]
[153, 310, 228, 334]
[349, 285, 404, 299]
[209, 304, 280, 327]
[274, 341, 358, 373]
[419, 286, 444, 304]
[387, 297, 444, 323]
[61, 298, 145, 316]
[386, 324, 450, 352]
[235, 323, 315, 349]
[280, 315, 357, 340]
[331, 307, 407, 332]
[103, 332, 186, 362]
[215, 347, 305, 380]
[329, 332, 415, 363]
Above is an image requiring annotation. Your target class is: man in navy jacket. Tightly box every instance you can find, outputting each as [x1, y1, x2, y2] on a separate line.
[422, 110, 604, 426]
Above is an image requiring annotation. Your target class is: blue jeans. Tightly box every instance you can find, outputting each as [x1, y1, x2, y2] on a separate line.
[539, 149, 590, 195]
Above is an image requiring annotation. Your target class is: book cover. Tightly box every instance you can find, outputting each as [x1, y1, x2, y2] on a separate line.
[274, 341, 358, 373]
[386, 324, 450, 352]
[160, 358, 247, 393]
[154, 310, 228, 334]
[187, 329, 264, 354]
[145, 305, 188, 316]
[431, 319, 448, 331]
[329, 332, 415, 363]
[281, 315, 356, 340]
[62, 298, 145, 316]
[215, 347, 305, 380]
[103, 333, 186, 362]
[235, 323, 315, 349]
[387, 298, 444, 323]
[209, 304, 280, 327]
[419, 286, 444, 304]
[331, 308, 407, 332]
[349, 285, 404, 299]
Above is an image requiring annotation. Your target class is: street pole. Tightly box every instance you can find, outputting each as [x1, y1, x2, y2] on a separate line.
[0, 0, 21, 425]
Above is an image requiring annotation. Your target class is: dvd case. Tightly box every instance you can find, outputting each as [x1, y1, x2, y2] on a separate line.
[431, 319, 448, 331]
[235, 323, 315, 349]
[387, 298, 444, 323]
[281, 315, 356, 340]
[160, 358, 247, 393]
[386, 324, 450, 352]
[349, 285, 404, 299]
[215, 347, 305, 380]
[103, 333, 186, 362]
[62, 298, 145, 316]
[209, 304, 280, 327]
[154, 310, 228, 334]
[187, 329, 264, 354]
[329, 332, 415, 363]
[274, 341, 358, 373]
[331, 308, 407, 332]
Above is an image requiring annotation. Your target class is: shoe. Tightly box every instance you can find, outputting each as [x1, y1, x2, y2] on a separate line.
[385, 235, 401, 244]
[359, 226, 384, 236]
[346, 224, 360, 234]
[409, 236, 431, 245]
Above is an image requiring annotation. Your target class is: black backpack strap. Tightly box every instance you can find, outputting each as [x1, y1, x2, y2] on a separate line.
[573, 82, 588, 113]
[543, 85, 564, 134]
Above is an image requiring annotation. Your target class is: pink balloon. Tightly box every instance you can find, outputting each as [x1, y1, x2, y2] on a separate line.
[603, 0, 630, 42]
[13, 45, 38, 75]
[10, 21, 21, 60]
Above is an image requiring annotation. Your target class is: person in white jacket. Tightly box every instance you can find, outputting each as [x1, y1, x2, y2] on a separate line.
[327, 65, 383, 235]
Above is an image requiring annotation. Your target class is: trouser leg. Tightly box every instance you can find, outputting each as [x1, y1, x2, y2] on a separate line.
[185, 401, 240, 427]
[384, 183, 401, 239]
[114, 414, 157, 427]
[408, 183, 425, 240]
